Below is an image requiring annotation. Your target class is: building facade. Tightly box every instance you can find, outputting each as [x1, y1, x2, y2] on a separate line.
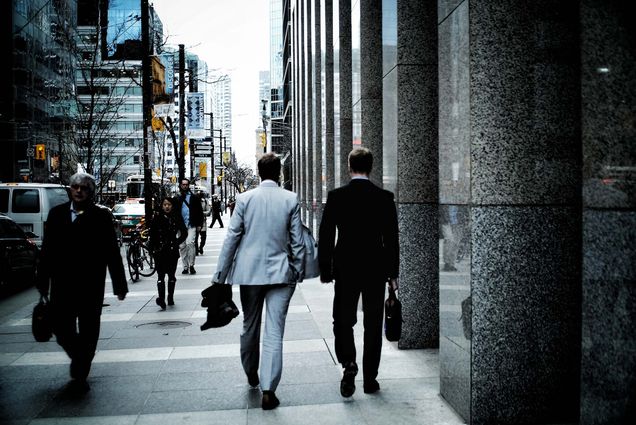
[1, 0, 77, 183]
[289, 0, 635, 424]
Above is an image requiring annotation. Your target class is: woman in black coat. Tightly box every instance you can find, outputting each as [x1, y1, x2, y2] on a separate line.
[149, 197, 187, 309]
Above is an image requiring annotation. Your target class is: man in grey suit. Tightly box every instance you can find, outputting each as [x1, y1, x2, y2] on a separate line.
[213, 153, 305, 410]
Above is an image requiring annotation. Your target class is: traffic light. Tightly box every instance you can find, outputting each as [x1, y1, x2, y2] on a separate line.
[260, 132, 266, 148]
[184, 139, 189, 155]
[217, 174, 222, 186]
[35, 144, 46, 160]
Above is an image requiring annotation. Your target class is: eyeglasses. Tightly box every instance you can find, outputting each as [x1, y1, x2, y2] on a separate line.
[70, 184, 90, 192]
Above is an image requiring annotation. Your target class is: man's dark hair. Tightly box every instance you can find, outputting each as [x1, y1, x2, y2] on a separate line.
[258, 153, 281, 181]
[348, 147, 373, 174]
[180, 178, 190, 185]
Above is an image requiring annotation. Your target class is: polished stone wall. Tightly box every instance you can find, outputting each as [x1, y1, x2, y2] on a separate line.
[439, 1, 582, 423]
[382, 0, 439, 349]
[580, 0, 636, 422]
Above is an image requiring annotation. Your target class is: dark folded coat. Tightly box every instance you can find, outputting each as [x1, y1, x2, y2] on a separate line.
[200, 284, 239, 330]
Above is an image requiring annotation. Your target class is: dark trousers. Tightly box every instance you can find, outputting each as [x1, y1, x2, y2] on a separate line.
[52, 304, 101, 380]
[156, 254, 178, 283]
[210, 213, 224, 228]
[333, 279, 386, 382]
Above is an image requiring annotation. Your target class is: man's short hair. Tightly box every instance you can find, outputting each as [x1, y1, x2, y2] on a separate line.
[180, 178, 190, 185]
[258, 153, 281, 181]
[348, 147, 373, 174]
[69, 172, 96, 198]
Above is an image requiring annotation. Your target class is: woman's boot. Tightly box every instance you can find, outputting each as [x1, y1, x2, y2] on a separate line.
[167, 280, 176, 306]
[156, 281, 166, 310]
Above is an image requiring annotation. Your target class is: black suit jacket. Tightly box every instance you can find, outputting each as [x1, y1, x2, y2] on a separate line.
[37, 202, 128, 308]
[318, 179, 399, 283]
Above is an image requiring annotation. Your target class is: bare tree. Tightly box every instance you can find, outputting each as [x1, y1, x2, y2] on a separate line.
[53, 10, 156, 200]
[223, 154, 258, 194]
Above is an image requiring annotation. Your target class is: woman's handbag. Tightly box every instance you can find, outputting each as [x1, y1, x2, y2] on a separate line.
[384, 287, 402, 342]
[32, 295, 52, 342]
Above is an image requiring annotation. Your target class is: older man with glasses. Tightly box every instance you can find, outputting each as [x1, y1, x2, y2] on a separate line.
[37, 173, 128, 395]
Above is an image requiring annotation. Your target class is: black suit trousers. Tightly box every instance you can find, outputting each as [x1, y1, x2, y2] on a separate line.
[333, 278, 386, 381]
[52, 303, 101, 380]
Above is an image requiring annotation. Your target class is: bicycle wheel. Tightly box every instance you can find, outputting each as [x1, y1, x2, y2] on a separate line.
[138, 244, 156, 277]
[126, 245, 140, 282]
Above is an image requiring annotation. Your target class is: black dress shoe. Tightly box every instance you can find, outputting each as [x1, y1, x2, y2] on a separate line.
[363, 379, 380, 394]
[247, 372, 259, 388]
[182, 268, 189, 275]
[189, 266, 196, 274]
[340, 362, 358, 397]
[66, 379, 90, 395]
[262, 390, 280, 410]
[156, 297, 166, 310]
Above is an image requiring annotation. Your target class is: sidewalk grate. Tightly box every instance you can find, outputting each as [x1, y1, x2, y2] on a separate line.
[135, 321, 192, 329]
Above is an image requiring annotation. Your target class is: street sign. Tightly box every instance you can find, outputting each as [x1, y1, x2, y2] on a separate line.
[214, 165, 225, 170]
[194, 153, 212, 158]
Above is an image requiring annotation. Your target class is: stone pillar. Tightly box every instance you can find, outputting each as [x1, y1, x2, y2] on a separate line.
[580, 1, 636, 422]
[438, 1, 582, 423]
[359, 0, 383, 185]
[311, 0, 322, 231]
[337, 0, 352, 187]
[383, 0, 439, 349]
[324, 0, 335, 194]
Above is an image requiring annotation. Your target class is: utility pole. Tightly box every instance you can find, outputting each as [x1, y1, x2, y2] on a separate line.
[204, 112, 215, 195]
[141, 0, 153, 221]
[178, 45, 186, 183]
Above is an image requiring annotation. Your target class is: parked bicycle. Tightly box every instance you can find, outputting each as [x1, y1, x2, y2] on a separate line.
[126, 222, 155, 282]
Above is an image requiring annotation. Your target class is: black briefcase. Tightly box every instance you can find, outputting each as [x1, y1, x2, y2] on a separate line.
[32, 295, 52, 342]
[384, 288, 402, 342]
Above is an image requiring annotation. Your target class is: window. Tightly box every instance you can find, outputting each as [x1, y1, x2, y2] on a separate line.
[0, 189, 8, 212]
[0, 218, 25, 238]
[45, 188, 69, 209]
[12, 189, 40, 213]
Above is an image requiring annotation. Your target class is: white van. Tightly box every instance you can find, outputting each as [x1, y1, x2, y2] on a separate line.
[0, 183, 70, 246]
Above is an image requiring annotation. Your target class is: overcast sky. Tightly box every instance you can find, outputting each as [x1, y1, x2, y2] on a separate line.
[151, 0, 270, 165]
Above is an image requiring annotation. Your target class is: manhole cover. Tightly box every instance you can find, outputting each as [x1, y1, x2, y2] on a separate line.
[135, 321, 192, 329]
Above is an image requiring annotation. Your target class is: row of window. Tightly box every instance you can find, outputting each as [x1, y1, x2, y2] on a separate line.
[76, 83, 143, 97]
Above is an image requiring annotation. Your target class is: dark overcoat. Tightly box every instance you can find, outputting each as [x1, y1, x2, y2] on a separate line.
[37, 202, 128, 311]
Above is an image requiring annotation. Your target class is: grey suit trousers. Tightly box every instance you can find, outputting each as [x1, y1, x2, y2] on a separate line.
[239, 284, 296, 392]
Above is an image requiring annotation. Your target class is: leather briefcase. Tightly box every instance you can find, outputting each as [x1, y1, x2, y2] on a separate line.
[384, 288, 402, 342]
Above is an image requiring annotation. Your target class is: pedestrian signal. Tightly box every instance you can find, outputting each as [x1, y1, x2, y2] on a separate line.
[217, 175, 222, 186]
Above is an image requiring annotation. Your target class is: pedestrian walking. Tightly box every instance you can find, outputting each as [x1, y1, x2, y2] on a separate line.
[149, 196, 187, 309]
[36, 172, 128, 394]
[177, 178, 204, 274]
[209, 194, 224, 228]
[195, 194, 210, 255]
[318, 147, 399, 397]
[212, 153, 305, 410]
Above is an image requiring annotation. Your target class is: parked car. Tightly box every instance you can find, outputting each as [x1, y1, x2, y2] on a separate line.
[112, 203, 146, 241]
[0, 214, 39, 290]
[0, 183, 70, 247]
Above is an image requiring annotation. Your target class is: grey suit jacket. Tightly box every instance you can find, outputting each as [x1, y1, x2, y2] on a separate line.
[213, 180, 305, 285]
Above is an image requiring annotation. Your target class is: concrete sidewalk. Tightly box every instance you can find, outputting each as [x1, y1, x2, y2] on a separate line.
[0, 227, 463, 424]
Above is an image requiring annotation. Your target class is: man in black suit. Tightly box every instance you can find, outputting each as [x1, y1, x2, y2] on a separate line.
[318, 147, 399, 397]
[37, 173, 127, 394]
[177, 178, 204, 275]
